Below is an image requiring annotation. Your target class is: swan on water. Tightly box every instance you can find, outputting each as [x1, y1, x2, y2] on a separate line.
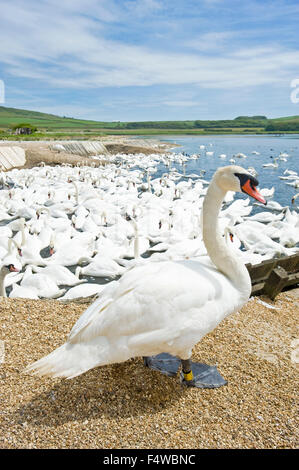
[263, 158, 278, 169]
[30, 265, 86, 287]
[75, 255, 125, 279]
[286, 180, 299, 189]
[25, 165, 267, 389]
[254, 200, 286, 212]
[260, 187, 275, 198]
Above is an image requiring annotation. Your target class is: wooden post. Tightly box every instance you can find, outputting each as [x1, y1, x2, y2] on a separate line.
[263, 265, 289, 300]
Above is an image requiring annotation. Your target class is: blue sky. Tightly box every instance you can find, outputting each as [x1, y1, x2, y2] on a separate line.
[0, 0, 298, 121]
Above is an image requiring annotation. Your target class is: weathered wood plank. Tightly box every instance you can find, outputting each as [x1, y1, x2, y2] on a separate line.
[247, 253, 299, 300]
[246, 259, 277, 283]
[276, 254, 299, 274]
[263, 266, 290, 300]
[251, 282, 265, 295]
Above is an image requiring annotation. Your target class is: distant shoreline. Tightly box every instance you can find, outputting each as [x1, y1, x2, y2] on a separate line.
[1, 106, 299, 140]
[1, 132, 299, 171]
[0, 137, 175, 170]
[1, 130, 299, 141]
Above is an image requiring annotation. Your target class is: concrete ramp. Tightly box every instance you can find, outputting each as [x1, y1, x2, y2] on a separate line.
[50, 141, 109, 156]
[0, 146, 26, 170]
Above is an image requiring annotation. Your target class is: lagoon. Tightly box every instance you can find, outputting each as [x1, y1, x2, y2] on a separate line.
[139, 134, 299, 209]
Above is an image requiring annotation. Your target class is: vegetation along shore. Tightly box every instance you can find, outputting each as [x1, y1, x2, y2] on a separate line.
[0, 106, 299, 141]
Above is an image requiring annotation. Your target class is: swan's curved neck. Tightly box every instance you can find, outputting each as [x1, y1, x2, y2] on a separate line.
[130, 219, 140, 258]
[8, 238, 17, 254]
[75, 266, 82, 278]
[202, 180, 251, 297]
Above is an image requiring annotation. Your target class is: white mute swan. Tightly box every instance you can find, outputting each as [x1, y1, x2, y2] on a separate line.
[25, 166, 266, 389]
[31, 265, 86, 287]
[20, 266, 66, 299]
[0, 262, 20, 297]
[58, 283, 107, 301]
[263, 158, 278, 169]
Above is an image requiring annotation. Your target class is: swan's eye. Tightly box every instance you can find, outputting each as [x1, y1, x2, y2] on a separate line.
[249, 177, 259, 189]
[234, 173, 259, 190]
[6, 264, 19, 272]
[234, 172, 266, 204]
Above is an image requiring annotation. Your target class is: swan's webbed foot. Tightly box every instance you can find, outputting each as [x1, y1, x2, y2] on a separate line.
[143, 353, 181, 377]
[143, 354, 227, 388]
[180, 359, 227, 389]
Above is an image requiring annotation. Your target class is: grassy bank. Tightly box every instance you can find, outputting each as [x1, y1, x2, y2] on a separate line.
[1, 106, 299, 140]
[1, 129, 298, 142]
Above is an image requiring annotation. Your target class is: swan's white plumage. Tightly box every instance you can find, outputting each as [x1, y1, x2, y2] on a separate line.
[27, 259, 243, 379]
[24, 165, 261, 380]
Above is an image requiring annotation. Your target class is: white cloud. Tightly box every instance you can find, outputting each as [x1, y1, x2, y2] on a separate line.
[185, 32, 236, 52]
[0, 0, 298, 94]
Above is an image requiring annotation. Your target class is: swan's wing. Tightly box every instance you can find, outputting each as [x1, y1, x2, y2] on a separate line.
[67, 260, 239, 346]
[67, 280, 119, 341]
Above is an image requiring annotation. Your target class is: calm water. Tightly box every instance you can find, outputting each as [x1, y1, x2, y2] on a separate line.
[140, 134, 299, 209]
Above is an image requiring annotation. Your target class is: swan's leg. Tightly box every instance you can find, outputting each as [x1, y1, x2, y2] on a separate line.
[180, 358, 227, 389]
[143, 353, 181, 377]
[142, 354, 227, 388]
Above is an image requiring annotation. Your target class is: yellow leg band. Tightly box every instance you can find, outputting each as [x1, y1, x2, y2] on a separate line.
[183, 370, 193, 381]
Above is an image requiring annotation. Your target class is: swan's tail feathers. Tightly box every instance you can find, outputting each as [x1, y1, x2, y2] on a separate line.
[24, 344, 79, 379]
[24, 336, 134, 379]
[24, 338, 115, 379]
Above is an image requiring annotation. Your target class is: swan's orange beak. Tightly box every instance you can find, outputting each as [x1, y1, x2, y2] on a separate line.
[241, 179, 266, 205]
[9, 265, 19, 272]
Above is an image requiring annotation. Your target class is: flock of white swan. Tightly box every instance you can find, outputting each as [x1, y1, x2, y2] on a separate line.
[0, 149, 298, 388]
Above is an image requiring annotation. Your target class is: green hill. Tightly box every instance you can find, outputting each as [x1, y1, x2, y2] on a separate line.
[1, 106, 299, 136]
[0, 105, 120, 130]
[265, 115, 299, 132]
[270, 115, 299, 121]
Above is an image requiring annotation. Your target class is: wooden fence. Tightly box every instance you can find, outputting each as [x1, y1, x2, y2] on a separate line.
[246, 253, 299, 300]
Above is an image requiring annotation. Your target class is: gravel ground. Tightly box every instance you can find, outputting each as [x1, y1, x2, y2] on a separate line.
[0, 290, 298, 449]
